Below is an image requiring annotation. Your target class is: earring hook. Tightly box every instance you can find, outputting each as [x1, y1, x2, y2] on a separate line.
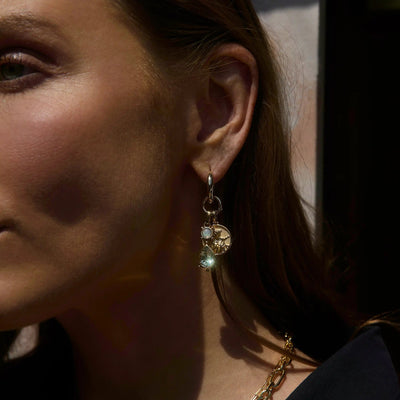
[207, 173, 214, 203]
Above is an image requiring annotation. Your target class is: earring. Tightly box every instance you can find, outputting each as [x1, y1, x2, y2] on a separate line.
[199, 173, 232, 270]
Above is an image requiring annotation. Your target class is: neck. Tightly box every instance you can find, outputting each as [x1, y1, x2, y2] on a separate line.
[58, 263, 204, 399]
[58, 267, 314, 400]
[56, 173, 315, 400]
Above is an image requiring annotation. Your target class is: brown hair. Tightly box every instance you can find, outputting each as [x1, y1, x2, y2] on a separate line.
[111, 0, 353, 363]
[0, 0, 355, 367]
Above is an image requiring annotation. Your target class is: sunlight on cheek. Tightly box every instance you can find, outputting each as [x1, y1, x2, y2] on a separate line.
[0, 68, 171, 253]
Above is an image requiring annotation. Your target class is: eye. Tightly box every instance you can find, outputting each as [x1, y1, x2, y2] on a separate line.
[0, 51, 46, 92]
[0, 63, 36, 81]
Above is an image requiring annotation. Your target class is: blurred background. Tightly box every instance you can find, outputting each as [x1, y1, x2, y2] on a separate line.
[256, 0, 319, 224]
[254, 0, 400, 317]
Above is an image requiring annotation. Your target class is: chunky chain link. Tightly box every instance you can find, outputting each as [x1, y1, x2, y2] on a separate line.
[251, 334, 295, 400]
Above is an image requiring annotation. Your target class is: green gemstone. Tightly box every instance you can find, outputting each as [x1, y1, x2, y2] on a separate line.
[199, 245, 216, 270]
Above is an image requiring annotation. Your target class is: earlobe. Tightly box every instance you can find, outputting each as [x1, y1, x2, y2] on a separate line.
[189, 43, 259, 183]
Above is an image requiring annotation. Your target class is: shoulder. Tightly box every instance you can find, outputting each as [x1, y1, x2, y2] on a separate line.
[287, 326, 400, 400]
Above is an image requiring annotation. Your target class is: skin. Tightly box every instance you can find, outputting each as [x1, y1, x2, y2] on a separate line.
[0, 0, 190, 327]
[0, 0, 314, 398]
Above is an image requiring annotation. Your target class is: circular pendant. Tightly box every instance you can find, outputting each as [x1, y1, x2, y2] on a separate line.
[201, 224, 231, 256]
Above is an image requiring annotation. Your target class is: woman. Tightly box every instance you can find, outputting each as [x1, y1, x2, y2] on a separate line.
[0, 0, 398, 399]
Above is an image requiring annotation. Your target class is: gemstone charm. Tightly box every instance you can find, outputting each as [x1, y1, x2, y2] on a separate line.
[201, 226, 213, 240]
[199, 245, 216, 270]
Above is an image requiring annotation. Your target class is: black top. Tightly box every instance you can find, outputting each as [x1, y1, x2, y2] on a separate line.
[0, 320, 77, 399]
[288, 326, 400, 400]
[0, 324, 399, 399]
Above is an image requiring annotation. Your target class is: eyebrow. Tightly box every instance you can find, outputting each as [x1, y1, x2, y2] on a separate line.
[0, 12, 67, 40]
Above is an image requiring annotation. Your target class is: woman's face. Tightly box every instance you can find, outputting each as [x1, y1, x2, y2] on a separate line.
[0, 0, 187, 329]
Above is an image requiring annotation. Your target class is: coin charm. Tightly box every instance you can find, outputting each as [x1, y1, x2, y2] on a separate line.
[200, 224, 232, 256]
[210, 224, 231, 255]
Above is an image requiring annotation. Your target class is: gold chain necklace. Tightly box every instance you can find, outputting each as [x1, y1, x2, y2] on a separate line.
[251, 334, 294, 400]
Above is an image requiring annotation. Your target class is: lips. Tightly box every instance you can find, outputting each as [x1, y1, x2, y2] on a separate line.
[0, 219, 14, 232]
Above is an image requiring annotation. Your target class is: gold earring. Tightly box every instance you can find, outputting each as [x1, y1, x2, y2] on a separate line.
[199, 173, 232, 270]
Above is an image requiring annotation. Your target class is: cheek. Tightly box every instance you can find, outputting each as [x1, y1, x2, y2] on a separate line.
[0, 78, 175, 326]
[2, 98, 98, 224]
[1, 79, 169, 224]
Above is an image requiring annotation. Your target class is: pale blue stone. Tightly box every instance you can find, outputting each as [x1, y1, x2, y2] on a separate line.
[201, 227, 213, 240]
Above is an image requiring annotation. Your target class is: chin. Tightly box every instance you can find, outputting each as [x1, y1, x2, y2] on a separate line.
[0, 278, 69, 332]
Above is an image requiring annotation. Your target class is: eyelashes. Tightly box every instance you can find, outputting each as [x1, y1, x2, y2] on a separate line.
[0, 51, 48, 92]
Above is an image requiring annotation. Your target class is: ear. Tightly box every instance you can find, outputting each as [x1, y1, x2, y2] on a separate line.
[188, 43, 258, 183]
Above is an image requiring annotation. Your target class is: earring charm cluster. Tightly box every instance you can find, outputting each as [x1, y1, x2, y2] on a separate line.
[199, 173, 231, 270]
